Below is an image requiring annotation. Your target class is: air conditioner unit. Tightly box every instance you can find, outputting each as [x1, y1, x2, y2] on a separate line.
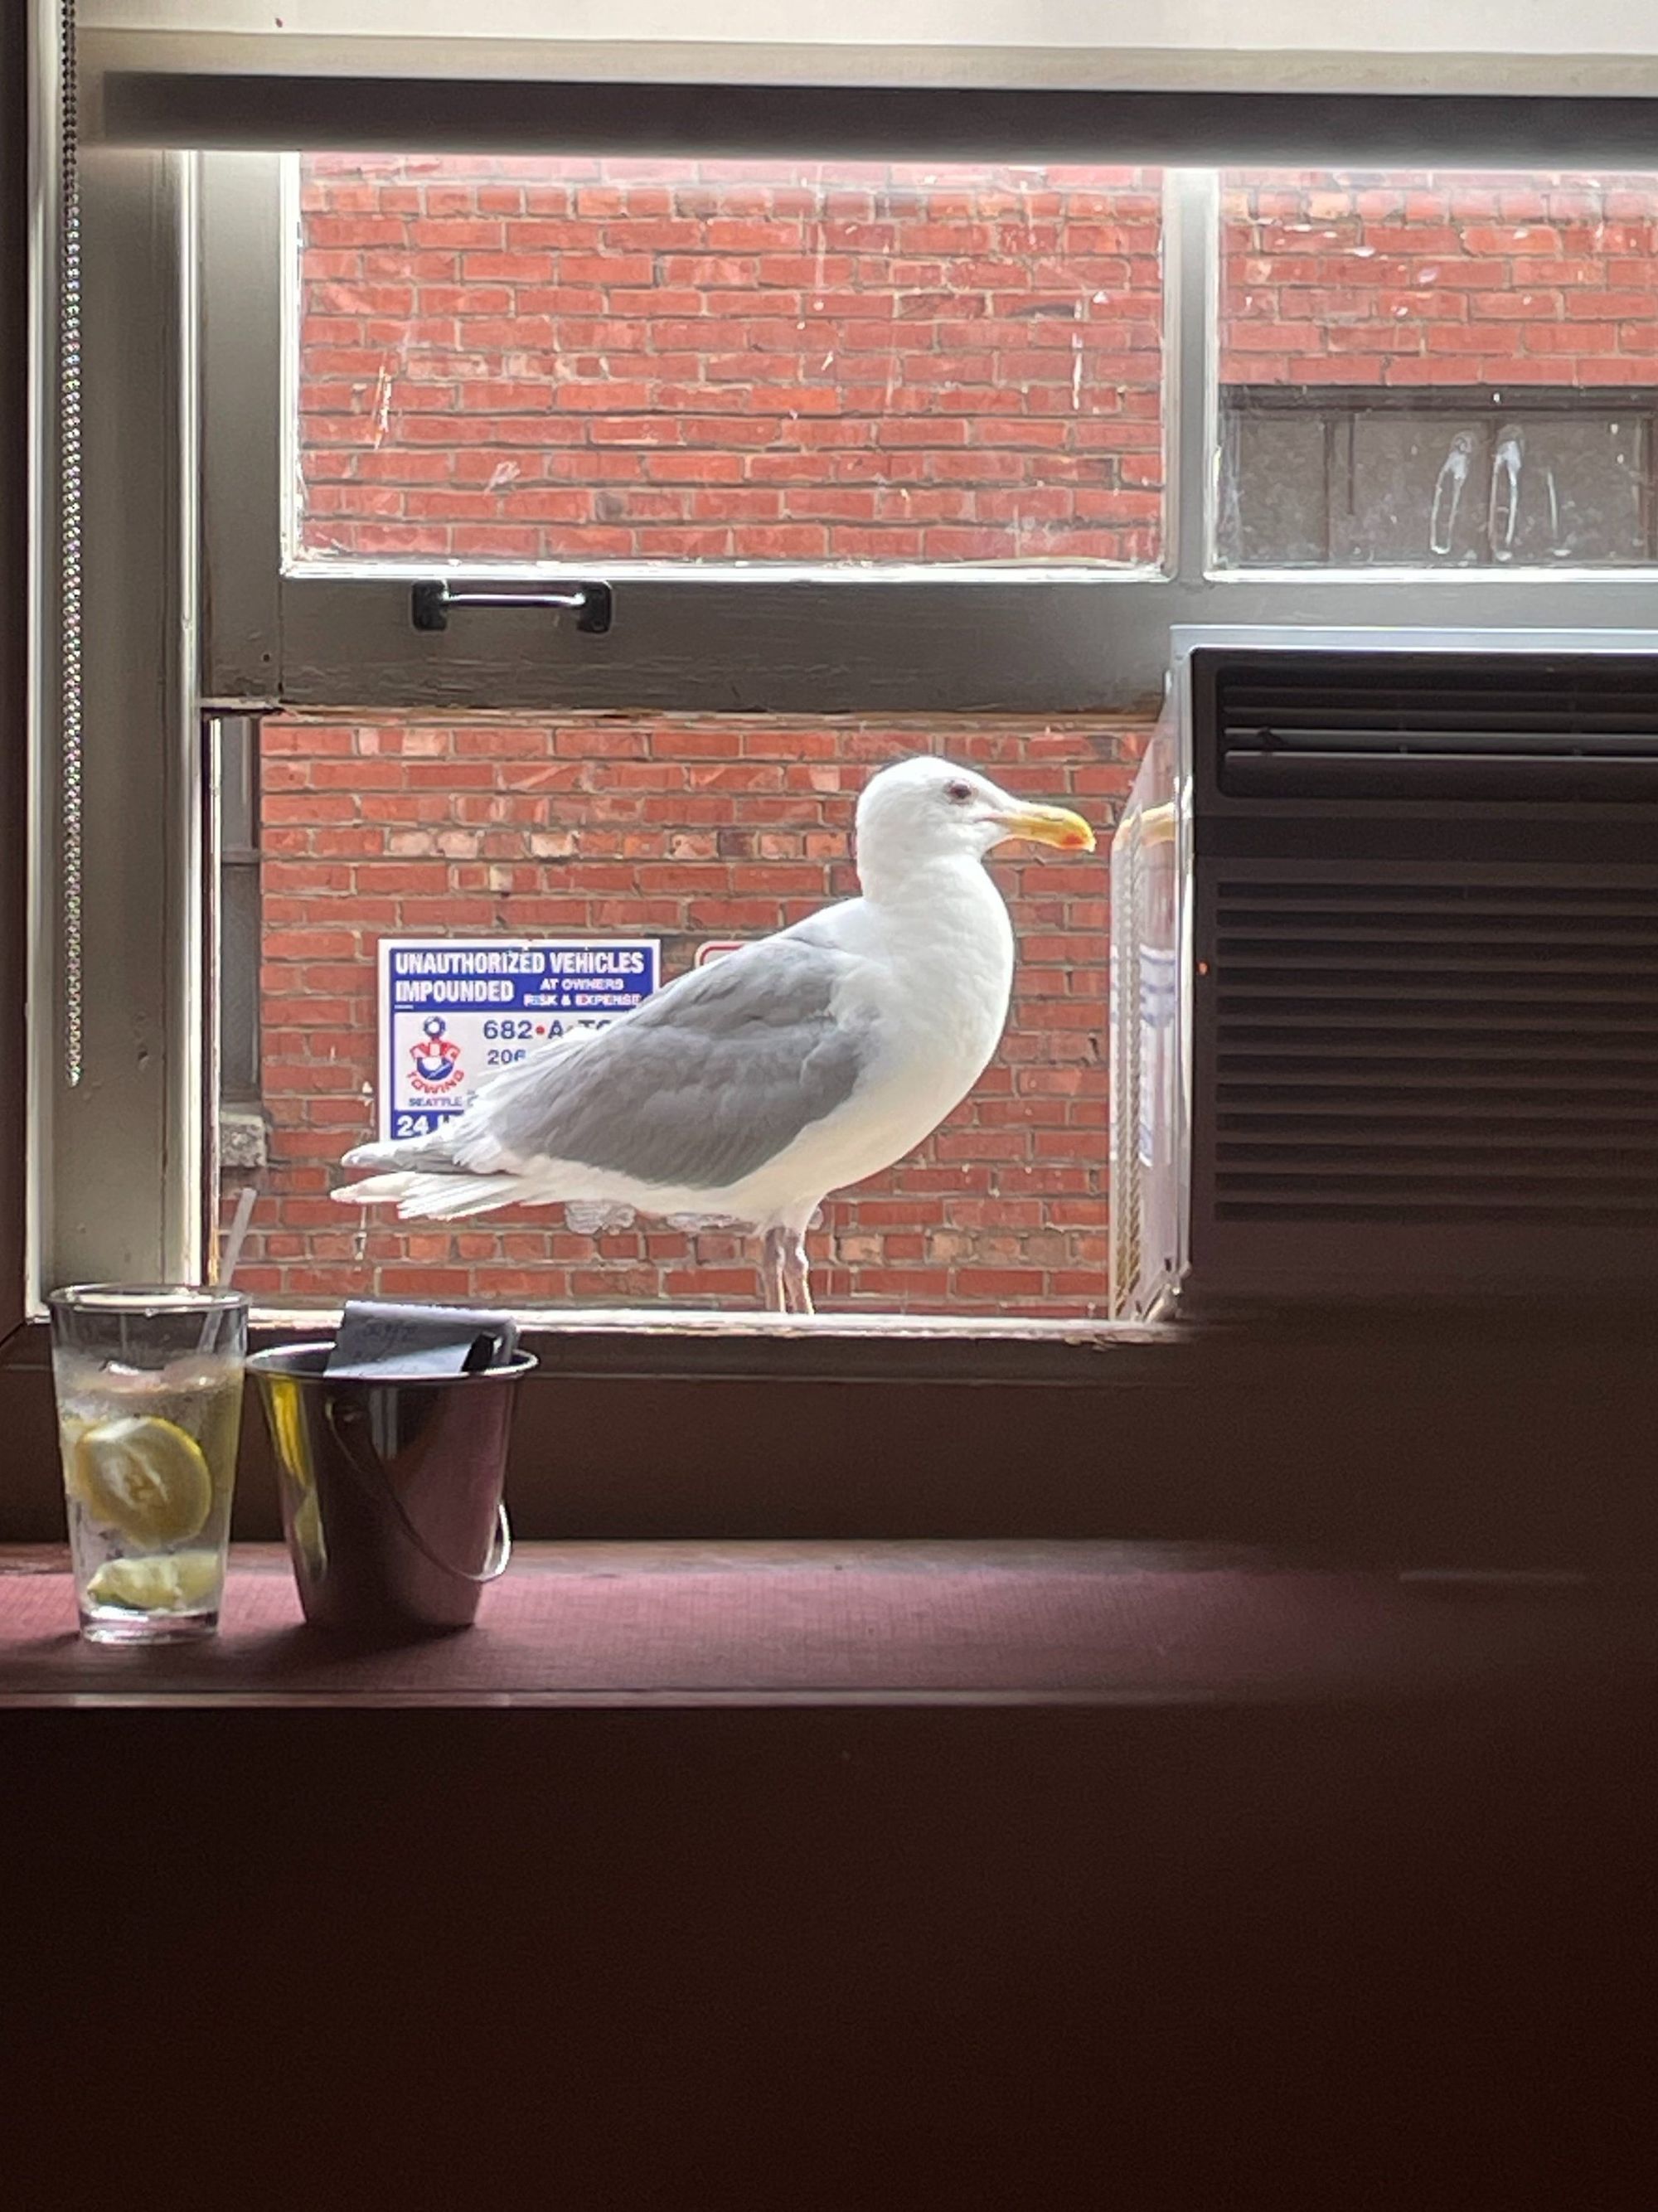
[1110, 627, 1658, 1319]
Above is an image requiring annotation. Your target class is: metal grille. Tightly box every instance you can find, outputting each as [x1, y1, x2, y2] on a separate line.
[1211, 877, 1658, 1224]
[1215, 655, 1658, 803]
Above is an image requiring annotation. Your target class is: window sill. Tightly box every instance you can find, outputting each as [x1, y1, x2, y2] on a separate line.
[246, 1307, 1173, 1385]
[2, 1540, 1650, 1711]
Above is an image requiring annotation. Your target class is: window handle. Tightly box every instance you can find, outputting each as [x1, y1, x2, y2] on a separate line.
[410, 580, 613, 634]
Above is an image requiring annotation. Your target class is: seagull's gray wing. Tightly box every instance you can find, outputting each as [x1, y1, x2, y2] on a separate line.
[444, 930, 872, 1192]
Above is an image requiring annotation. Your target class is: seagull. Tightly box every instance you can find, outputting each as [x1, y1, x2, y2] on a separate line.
[334, 755, 1095, 1313]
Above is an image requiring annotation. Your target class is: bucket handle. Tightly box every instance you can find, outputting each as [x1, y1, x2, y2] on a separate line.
[324, 1399, 513, 1586]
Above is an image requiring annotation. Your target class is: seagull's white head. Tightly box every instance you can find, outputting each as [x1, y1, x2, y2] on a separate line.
[854, 755, 1095, 891]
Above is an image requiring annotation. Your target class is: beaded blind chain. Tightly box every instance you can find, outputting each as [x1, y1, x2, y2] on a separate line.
[58, 0, 84, 1086]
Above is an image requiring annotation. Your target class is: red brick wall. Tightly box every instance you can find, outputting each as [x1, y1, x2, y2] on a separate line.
[230, 717, 1138, 1313]
[298, 157, 1165, 565]
[1222, 170, 1658, 386]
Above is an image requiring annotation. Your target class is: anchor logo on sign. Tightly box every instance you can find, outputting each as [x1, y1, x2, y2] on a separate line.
[409, 1015, 464, 1096]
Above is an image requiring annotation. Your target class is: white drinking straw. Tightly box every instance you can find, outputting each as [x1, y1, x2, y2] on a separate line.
[217, 1184, 257, 1289]
[199, 1184, 259, 1357]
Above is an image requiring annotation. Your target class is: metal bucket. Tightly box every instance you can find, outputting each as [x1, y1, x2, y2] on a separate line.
[248, 1342, 536, 1635]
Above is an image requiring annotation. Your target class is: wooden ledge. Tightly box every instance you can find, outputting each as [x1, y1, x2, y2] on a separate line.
[2, 1541, 1653, 1710]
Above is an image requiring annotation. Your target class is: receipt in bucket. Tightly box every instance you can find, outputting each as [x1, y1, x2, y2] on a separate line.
[324, 1300, 520, 1381]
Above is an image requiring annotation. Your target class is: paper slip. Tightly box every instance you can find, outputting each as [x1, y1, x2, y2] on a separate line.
[324, 1300, 520, 1380]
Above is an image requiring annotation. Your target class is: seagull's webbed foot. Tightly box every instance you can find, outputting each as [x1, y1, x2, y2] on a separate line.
[760, 1226, 788, 1313]
[782, 1232, 814, 1317]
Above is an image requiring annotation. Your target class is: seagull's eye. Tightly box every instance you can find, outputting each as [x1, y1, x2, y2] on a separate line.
[945, 781, 975, 804]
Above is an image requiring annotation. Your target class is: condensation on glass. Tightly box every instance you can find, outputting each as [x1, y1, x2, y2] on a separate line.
[292, 155, 1166, 569]
[1216, 170, 1658, 570]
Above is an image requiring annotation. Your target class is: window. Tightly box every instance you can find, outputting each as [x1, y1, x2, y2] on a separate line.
[296, 155, 1166, 570]
[1220, 390, 1654, 567]
[33, 42, 1658, 1324]
[1217, 168, 1658, 570]
[222, 148, 1163, 1317]
[216, 719, 263, 1106]
[235, 711, 1122, 1314]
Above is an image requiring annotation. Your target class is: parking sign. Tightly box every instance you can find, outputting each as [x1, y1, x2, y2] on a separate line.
[376, 937, 660, 1143]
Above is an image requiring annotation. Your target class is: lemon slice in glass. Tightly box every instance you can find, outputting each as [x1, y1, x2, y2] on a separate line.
[86, 1550, 221, 1613]
[71, 1417, 212, 1545]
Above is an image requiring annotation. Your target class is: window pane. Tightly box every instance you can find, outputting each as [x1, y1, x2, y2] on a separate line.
[1500, 414, 1650, 564]
[1217, 170, 1658, 569]
[220, 716, 1132, 1315]
[219, 864, 262, 1102]
[1337, 413, 1491, 565]
[1215, 408, 1329, 565]
[294, 155, 1165, 567]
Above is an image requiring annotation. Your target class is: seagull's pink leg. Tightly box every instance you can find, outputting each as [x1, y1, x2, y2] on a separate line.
[760, 1226, 788, 1312]
[781, 1233, 814, 1317]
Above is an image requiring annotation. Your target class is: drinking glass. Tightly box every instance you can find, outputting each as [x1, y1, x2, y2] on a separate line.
[48, 1285, 248, 1643]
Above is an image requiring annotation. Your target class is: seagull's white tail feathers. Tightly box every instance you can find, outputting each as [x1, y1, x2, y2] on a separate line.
[332, 1170, 527, 1220]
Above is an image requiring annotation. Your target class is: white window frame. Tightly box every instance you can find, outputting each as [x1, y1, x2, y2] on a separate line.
[201, 153, 1195, 717]
[35, 51, 1658, 1315]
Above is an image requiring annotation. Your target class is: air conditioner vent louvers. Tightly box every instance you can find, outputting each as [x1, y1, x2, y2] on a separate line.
[1212, 879, 1658, 1225]
[1217, 657, 1658, 801]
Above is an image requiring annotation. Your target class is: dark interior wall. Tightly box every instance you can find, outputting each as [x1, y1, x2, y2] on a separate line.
[7, 1691, 1657, 2198]
[4, 1301, 1658, 1567]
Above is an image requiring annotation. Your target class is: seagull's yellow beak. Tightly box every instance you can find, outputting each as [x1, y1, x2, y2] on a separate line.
[992, 803, 1096, 854]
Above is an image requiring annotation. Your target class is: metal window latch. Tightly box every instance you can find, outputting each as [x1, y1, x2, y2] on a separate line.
[410, 580, 613, 634]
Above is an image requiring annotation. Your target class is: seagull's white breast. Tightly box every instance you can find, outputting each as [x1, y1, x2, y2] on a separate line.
[720, 856, 1017, 1225]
